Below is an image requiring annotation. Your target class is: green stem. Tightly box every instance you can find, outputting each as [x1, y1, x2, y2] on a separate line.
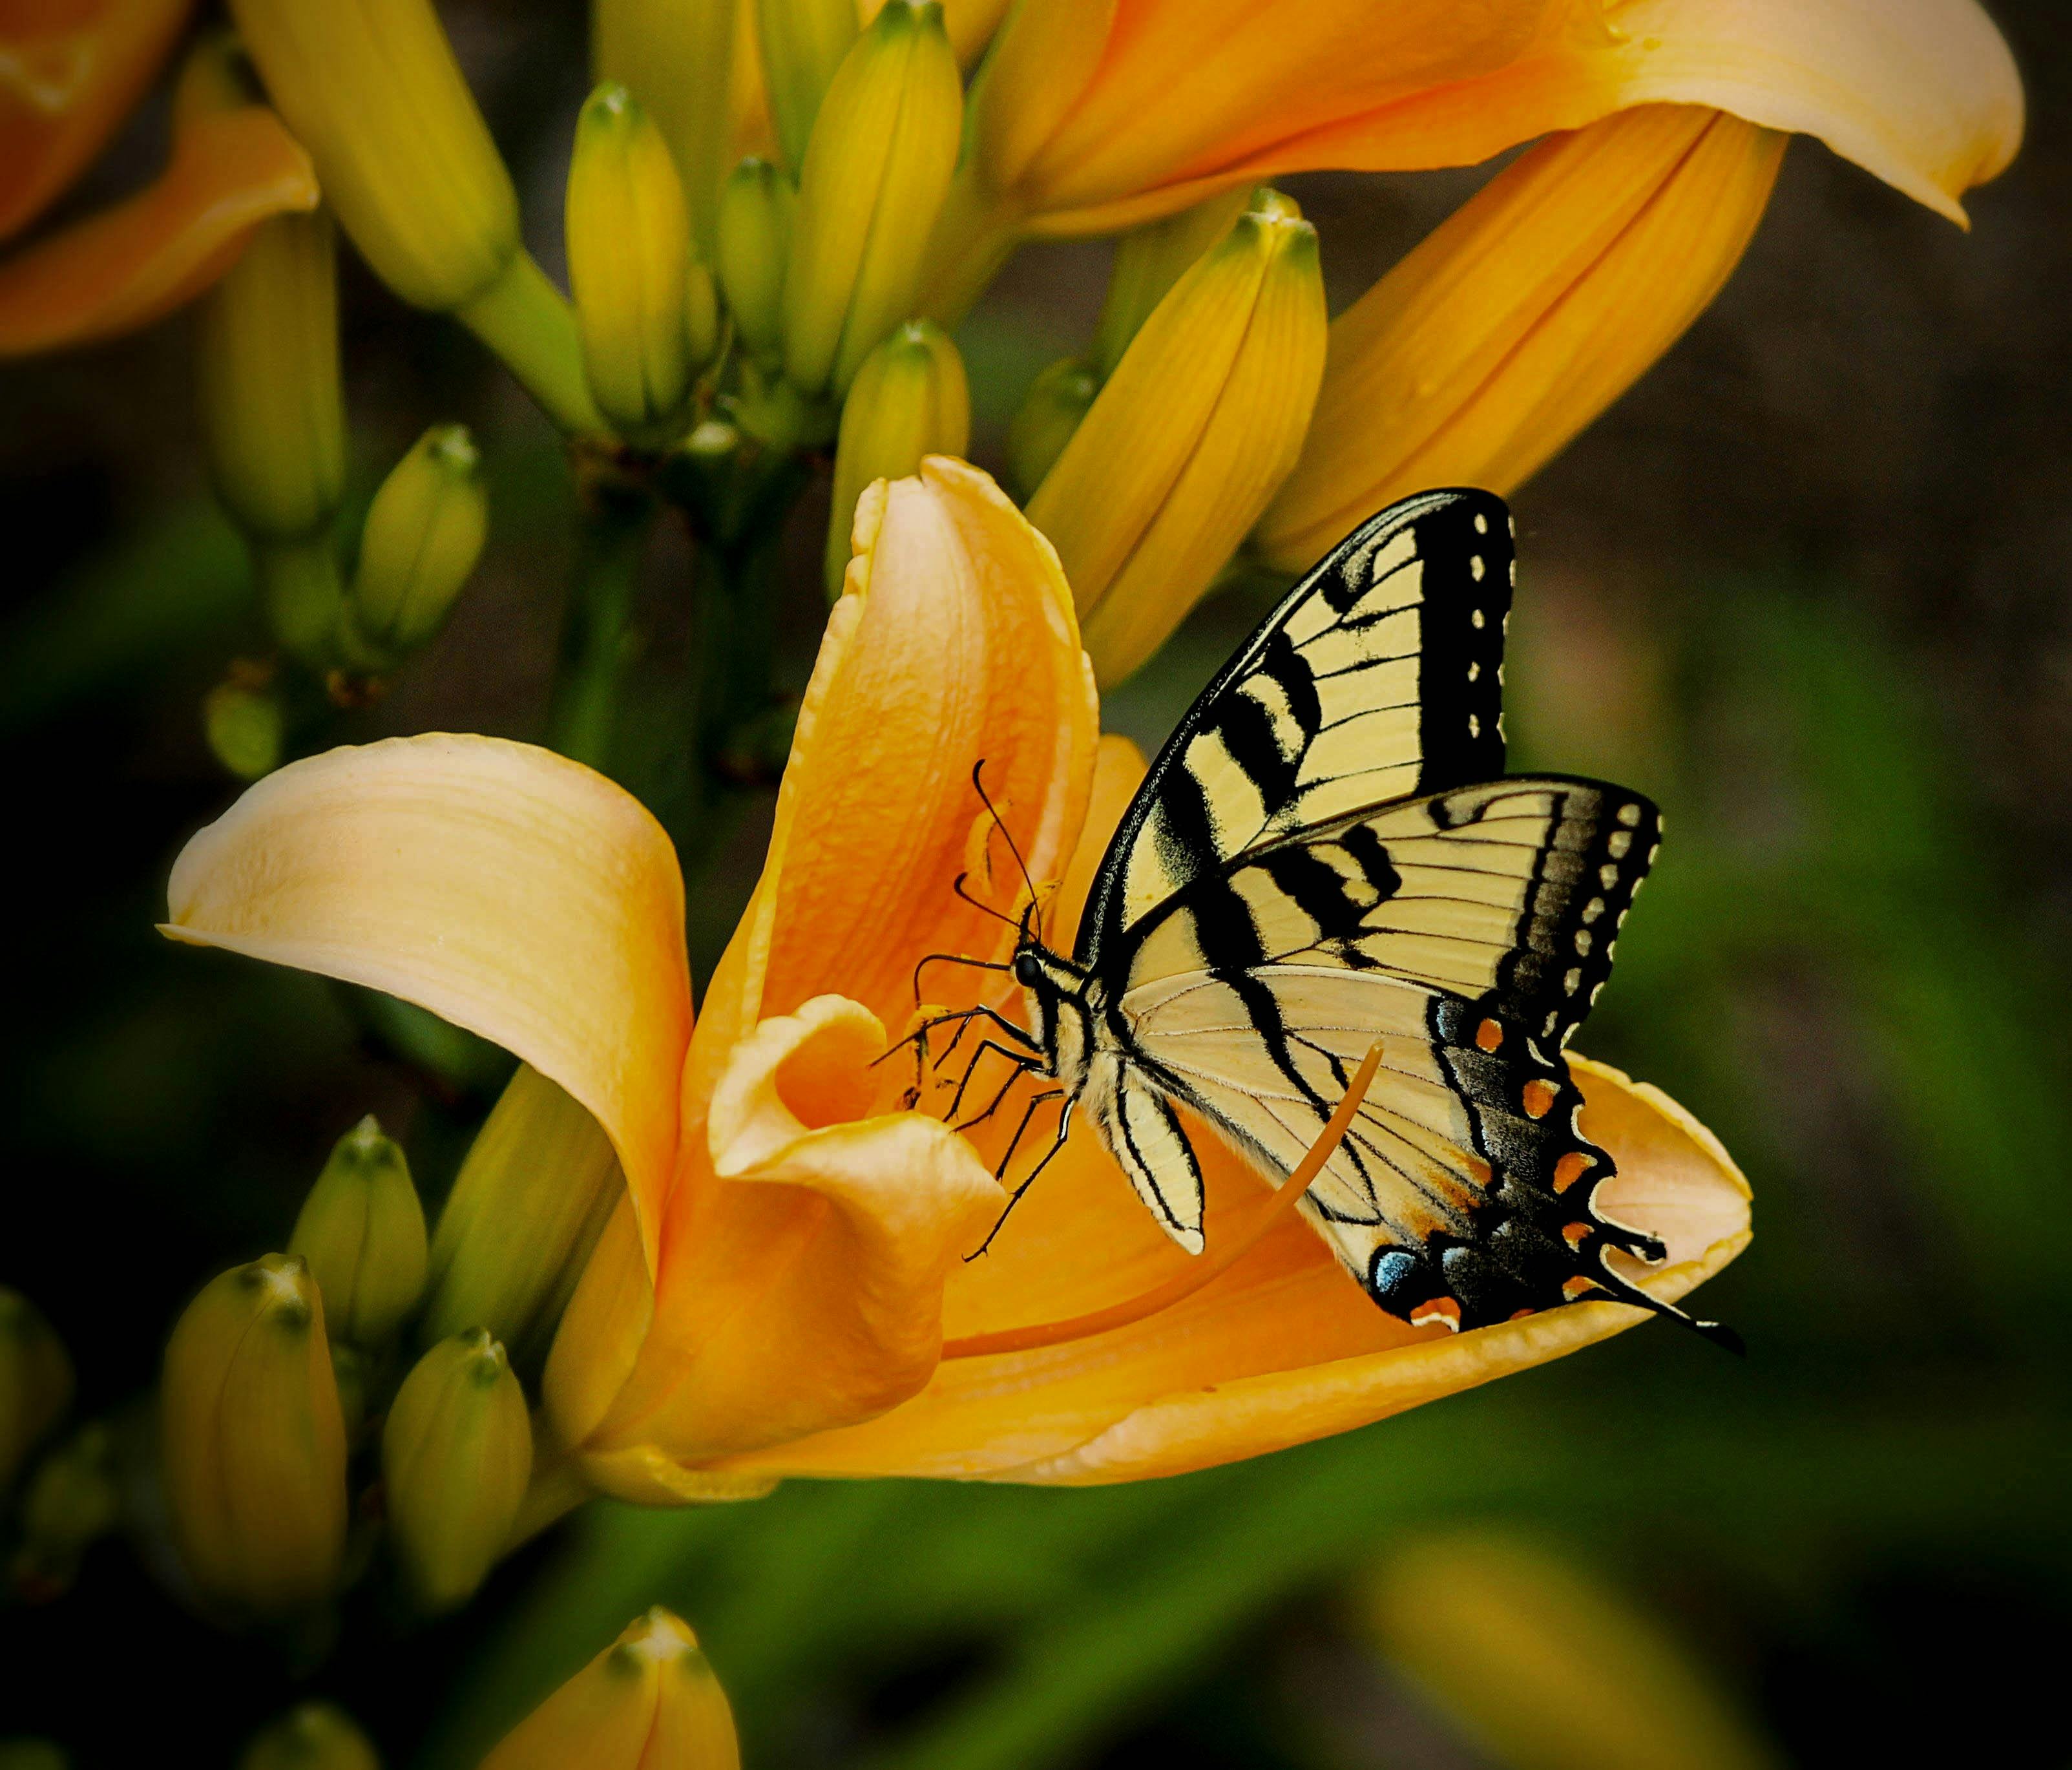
[455, 253, 607, 439]
[547, 489, 658, 774]
[254, 532, 346, 668]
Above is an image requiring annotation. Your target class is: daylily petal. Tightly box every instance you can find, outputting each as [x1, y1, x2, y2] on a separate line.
[708, 1058, 1749, 1482]
[565, 996, 1002, 1497]
[0, 0, 193, 241]
[0, 103, 317, 355]
[705, 456, 1097, 1062]
[983, 0, 2018, 233]
[1049, 733, 1146, 949]
[1255, 105, 1783, 573]
[162, 735, 693, 1261]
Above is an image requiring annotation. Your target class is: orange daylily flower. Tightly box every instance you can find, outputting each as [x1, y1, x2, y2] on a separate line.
[163, 458, 1748, 1501]
[0, 5, 317, 355]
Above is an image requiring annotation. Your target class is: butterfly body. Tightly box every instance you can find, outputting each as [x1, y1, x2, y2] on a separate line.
[998, 487, 1732, 1345]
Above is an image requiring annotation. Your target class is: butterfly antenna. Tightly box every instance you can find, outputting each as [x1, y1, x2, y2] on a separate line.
[970, 760, 1040, 925]
[950, 870, 1023, 931]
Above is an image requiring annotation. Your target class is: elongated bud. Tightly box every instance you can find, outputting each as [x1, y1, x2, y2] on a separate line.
[782, 1, 962, 398]
[481, 1608, 740, 1770]
[0, 1288, 73, 1493]
[1093, 187, 1254, 376]
[227, 0, 598, 434]
[1027, 189, 1325, 687]
[422, 1066, 621, 1376]
[1363, 1533, 1781, 1770]
[204, 670, 286, 781]
[824, 321, 969, 594]
[755, 0, 858, 173]
[717, 158, 794, 365]
[160, 1255, 348, 1617]
[1006, 356, 1098, 501]
[569, 85, 699, 445]
[289, 1117, 429, 1351]
[382, 1331, 530, 1612]
[343, 426, 489, 670]
[594, 0, 738, 259]
[12, 1423, 120, 1603]
[240, 1704, 382, 1770]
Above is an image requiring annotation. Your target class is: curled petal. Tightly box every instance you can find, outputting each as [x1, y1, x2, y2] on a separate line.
[570, 996, 1003, 1495]
[163, 735, 693, 1264]
[0, 103, 317, 355]
[1257, 105, 1783, 571]
[0, 0, 193, 241]
[708, 1058, 1749, 1483]
[701, 457, 1096, 1075]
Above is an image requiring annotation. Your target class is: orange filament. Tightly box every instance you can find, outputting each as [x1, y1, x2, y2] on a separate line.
[941, 1039, 1388, 1361]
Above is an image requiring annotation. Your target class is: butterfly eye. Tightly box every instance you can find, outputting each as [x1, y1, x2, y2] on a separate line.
[1014, 951, 1042, 989]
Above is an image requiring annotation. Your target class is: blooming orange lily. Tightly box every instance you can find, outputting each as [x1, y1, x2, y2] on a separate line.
[163, 458, 1748, 1502]
[0, 3, 317, 355]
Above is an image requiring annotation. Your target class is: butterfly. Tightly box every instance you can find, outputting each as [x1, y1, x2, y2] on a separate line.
[959, 487, 1735, 1349]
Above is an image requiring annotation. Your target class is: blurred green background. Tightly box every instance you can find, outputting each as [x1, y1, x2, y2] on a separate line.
[3, 3, 2069, 1765]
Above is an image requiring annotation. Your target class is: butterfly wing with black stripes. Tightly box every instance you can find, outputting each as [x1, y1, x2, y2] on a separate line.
[1044, 488, 1728, 1343]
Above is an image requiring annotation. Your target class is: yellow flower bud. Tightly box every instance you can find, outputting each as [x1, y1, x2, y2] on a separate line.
[203, 673, 286, 782]
[160, 1255, 348, 1617]
[1005, 355, 1098, 501]
[480, 1608, 740, 1770]
[421, 1066, 622, 1375]
[227, 0, 599, 435]
[381, 1331, 531, 1613]
[1092, 187, 1253, 376]
[755, 0, 859, 173]
[240, 1703, 382, 1770]
[594, 0, 738, 259]
[0, 1287, 74, 1493]
[11, 1423, 120, 1603]
[288, 1116, 429, 1351]
[781, 0, 962, 399]
[344, 426, 490, 669]
[717, 158, 795, 365]
[194, 205, 344, 545]
[1362, 1532, 1781, 1770]
[568, 85, 700, 445]
[824, 320, 969, 594]
[1027, 189, 1325, 687]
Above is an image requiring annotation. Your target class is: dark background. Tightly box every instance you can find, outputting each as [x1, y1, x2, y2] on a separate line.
[2, 3, 2067, 1765]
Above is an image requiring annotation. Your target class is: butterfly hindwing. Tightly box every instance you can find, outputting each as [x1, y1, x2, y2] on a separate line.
[1077, 489, 1513, 969]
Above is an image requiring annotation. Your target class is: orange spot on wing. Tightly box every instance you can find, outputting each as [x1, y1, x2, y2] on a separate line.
[1410, 1296, 1462, 1333]
[1552, 1150, 1593, 1193]
[1561, 1223, 1591, 1248]
[1562, 1275, 1602, 1302]
[1522, 1077, 1558, 1119]
[1475, 1018, 1504, 1051]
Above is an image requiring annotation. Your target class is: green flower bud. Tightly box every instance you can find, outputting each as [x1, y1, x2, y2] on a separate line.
[382, 1332, 531, 1612]
[11, 1423, 120, 1603]
[593, 0, 737, 259]
[0, 1287, 73, 1493]
[569, 85, 700, 445]
[1091, 187, 1255, 377]
[344, 427, 489, 668]
[480, 1608, 739, 1770]
[824, 320, 969, 595]
[289, 1117, 429, 1351]
[755, 0, 859, 174]
[422, 1066, 621, 1376]
[240, 1703, 382, 1770]
[160, 1255, 348, 1617]
[203, 671, 285, 781]
[782, 1, 963, 399]
[195, 204, 346, 546]
[1006, 355, 1099, 502]
[718, 158, 795, 367]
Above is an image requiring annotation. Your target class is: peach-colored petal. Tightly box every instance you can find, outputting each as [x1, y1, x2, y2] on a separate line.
[567, 996, 1002, 1498]
[0, 0, 193, 241]
[700, 457, 1097, 1071]
[1256, 105, 1783, 571]
[989, 0, 2018, 234]
[0, 103, 317, 355]
[162, 735, 692, 1265]
[711, 1057, 1749, 1482]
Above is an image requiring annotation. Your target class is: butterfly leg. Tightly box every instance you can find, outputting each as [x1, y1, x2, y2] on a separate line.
[948, 1038, 1040, 1119]
[968, 1097, 1074, 1259]
[956, 1060, 1038, 1133]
